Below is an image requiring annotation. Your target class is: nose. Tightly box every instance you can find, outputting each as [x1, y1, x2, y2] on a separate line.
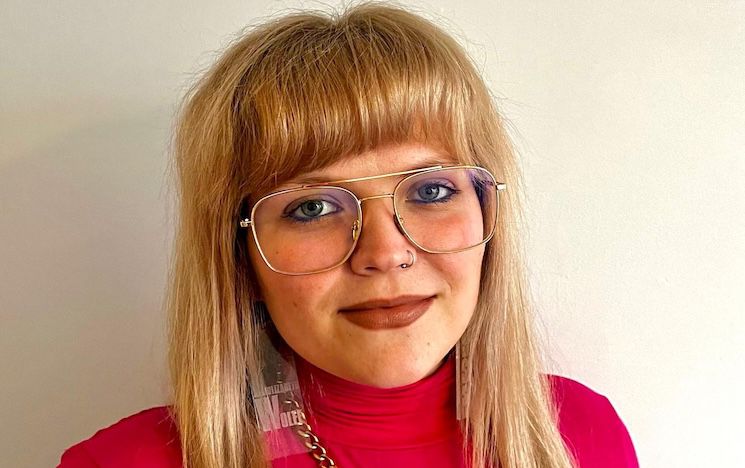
[348, 196, 416, 275]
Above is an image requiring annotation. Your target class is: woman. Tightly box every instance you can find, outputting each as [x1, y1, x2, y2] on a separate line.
[58, 2, 639, 467]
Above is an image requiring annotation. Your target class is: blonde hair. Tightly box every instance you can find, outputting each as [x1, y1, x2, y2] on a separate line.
[165, 2, 577, 467]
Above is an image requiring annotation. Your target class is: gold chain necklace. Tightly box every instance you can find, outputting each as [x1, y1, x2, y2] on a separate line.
[285, 393, 337, 467]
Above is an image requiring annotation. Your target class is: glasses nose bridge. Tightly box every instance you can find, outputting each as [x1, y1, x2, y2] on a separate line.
[357, 192, 399, 219]
[353, 192, 407, 242]
[358, 192, 395, 204]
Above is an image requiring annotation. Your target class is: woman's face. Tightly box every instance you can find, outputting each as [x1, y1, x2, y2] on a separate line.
[248, 142, 485, 387]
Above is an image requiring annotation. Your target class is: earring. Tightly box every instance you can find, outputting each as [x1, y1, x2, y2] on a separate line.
[249, 315, 312, 460]
[399, 250, 416, 269]
[455, 339, 470, 420]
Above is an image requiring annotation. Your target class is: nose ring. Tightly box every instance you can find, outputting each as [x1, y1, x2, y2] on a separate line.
[400, 250, 416, 269]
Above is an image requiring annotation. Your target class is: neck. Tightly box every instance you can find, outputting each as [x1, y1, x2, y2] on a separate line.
[294, 352, 460, 448]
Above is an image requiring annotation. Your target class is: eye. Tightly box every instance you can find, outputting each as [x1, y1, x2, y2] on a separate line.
[409, 182, 459, 204]
[282, 198, 341, 223]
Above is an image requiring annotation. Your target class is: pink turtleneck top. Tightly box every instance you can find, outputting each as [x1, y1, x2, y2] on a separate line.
[270, 354, 466, 467]
[57, 354, 639, 467]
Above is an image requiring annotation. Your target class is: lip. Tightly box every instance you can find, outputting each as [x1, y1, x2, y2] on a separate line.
[341, 294, 435, 310]
[339, 295, 435, 330]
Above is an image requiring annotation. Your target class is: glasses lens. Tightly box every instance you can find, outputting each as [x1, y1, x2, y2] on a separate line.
[251, 167, 498, 274]
[394, 167, 497, 253]
[252, 187, 359, 274]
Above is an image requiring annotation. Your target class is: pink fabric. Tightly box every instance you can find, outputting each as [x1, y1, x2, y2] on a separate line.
[269, 354, 466, 467]
[58, 356, 639, 467]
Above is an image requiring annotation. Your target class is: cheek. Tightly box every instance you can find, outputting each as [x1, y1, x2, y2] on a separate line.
[249, 244, 338, 330]
[436, 247, 484, 327]
[258, 276, 336, 356]
[248, 237, 316, 307]
[434, 245, 485, 292]
[261, 277, 330, 321]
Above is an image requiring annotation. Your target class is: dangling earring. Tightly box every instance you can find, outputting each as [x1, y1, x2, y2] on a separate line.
[455, 339, 470, 421]
[249, 305, 311, 460]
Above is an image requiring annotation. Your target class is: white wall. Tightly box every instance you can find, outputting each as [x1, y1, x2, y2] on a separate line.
[2, 1, 743, 467]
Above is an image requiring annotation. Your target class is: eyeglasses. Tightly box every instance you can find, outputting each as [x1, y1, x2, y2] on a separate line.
[239, 165, 506, 275]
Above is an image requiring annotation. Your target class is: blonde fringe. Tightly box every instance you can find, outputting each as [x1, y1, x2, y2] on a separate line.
[164, 2, 578, 467]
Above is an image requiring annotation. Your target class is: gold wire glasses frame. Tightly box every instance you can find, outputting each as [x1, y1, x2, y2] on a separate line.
[238, 165, 507, 276]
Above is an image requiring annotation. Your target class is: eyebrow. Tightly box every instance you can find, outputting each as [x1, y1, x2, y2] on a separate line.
[289, 155, 457, 185]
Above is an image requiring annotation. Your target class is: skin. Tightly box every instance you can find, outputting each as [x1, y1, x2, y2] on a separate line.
[247, 142, 485, 388]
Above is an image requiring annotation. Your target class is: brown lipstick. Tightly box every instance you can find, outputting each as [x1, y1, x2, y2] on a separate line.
[340, 295, 435, 329]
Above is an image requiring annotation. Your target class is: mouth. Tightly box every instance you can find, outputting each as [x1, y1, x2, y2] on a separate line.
[339, 295, 436, 330]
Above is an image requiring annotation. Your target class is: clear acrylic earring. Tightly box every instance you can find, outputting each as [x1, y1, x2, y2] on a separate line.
[249, 302, 313, 460]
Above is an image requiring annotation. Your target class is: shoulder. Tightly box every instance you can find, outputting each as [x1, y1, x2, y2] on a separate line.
[57, 406, 182, 468]
[546, 374, 640, 468]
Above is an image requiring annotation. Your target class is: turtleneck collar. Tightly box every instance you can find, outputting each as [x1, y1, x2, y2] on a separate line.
[294, 352, 460, 449]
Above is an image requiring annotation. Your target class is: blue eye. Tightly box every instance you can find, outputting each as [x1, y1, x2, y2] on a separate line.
[410, 183, 459, 204]
[282, 199, 340, 223]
